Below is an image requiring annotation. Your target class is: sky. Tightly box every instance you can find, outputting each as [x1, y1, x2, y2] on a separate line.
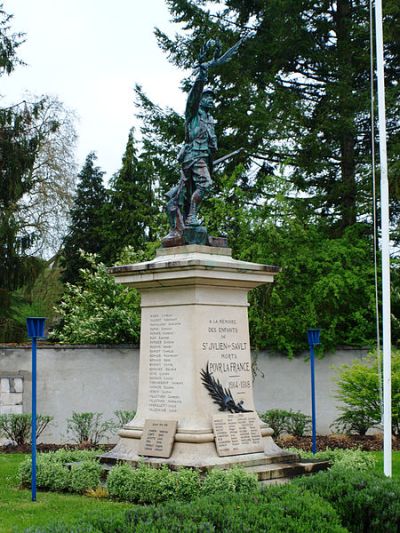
[1, 0, 185, 178]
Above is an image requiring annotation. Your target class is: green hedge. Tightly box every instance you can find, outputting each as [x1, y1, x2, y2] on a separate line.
[24, 486, 346, 532]
[295, 467, 400, 532]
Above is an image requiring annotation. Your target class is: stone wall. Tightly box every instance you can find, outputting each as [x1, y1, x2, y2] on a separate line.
[0, 345, 368, 443]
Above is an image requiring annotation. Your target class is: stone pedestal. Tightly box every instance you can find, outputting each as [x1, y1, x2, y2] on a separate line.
[102, 245, 296, 469]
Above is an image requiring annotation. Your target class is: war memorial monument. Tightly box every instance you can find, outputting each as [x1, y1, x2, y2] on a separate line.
[103, 38, 325, 481]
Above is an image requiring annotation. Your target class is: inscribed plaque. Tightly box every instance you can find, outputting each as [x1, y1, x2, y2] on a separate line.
[212, 412, 263, 457]
[138, 419, 177, 458]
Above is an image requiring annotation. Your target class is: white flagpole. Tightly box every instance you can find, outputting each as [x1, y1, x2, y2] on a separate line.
[374, 0, 392, 477]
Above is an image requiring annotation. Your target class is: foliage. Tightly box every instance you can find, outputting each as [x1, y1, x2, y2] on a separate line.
[0, 6, 77, 342]
[26, 486, 346, 533]
[154, 0, 400, 234]
[113, 410, 136, 428]
[286, 447, 376, 472]
[106, 463, 139, 502]
[18, 455, 71, 491]
[61, 152, 108, 284]
[70, 461, 102, 494]
[107, 463, 256, 504]
[66, 412, 114, 445]
[246, 222, 376, 355]
[259, 409, 311, 437]
[102, 129, 158, 264]
[0, 413, 53, 445]
[51, 253, 140, 344]
[18, 452, 101, 494]
[201, 466, 258, 496]
[333, 350, 400, 435]
[1, 453, 131, 533]
[295, 466, 400, 533]
[107, 464, 176, 504]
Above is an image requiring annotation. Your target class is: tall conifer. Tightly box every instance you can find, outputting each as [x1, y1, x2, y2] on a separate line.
[61, 153, 107, 283]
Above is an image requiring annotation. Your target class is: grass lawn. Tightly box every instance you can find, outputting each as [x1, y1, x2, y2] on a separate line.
[0, 454, 131, 533]
[2, 451, 400, 533]
[371, 450, 400, 477]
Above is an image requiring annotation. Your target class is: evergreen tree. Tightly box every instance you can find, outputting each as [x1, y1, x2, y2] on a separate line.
[103, 129, 155, 263]
[150, 0, 400, 234]
[61, 153, 107, 284]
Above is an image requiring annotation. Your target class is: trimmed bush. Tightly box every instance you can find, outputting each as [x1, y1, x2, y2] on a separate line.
[106, 463, 139, 502]
[70, 461, 102, 493]
[201, 466, 258, 496]
[174, 468, 201, 501]
[284, 447, 376, 472]
[23, 487, 346, 532]
[18, 451, 102, 492]
[295, 467, 400, 532]
[18, 456, 71, 491]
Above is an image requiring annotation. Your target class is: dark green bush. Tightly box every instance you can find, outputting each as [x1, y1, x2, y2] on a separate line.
[295, 466, 400, 532]
[24, 486, 346, 532]
[70, 460, 101, 493]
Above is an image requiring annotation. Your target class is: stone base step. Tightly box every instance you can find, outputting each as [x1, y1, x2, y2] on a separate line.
[98, 456, 330, 484]
[100, 451, 300, 471]
[243, 459, 330, 483]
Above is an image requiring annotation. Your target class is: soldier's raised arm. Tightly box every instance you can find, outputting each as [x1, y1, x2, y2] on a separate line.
[185, 63, 208, 122]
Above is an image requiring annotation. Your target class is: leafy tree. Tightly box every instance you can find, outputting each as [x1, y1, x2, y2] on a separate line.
[51, 254, 140, 345]
[333, 351, 400, 435]
[61, 152, 107, 284]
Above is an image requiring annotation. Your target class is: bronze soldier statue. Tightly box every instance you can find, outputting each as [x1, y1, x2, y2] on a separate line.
[162, 37, 248, 247]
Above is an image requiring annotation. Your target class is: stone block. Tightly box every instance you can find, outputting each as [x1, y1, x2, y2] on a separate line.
[12, 378, 24, 393]
[0, 392, 23, 406]
[0, 404, 23, 415]
[0, 378, 10, 393]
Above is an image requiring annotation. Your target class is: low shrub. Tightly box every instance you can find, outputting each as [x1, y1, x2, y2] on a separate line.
[106, 463, 140, 502]
[107, 464, 255, 504]
[66, 412, 113, 445]
[284, 447, 376, 472]
[18, 456, 71, 491]
[174, 467, 201, 501]
[201, 466, 258, 496]
[107, 463, 175, 504]
[18, 451, 102, 492]
[295, 467, 400, 532]
[113, 410, 136, 428]
[23, 486, 346, 532]
[0, 413, 53, 445]
[258, 408, 311, 437]
[71, 461, 102, 493]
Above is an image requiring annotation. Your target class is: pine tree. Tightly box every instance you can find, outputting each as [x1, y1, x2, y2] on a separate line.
[61, 153, 107, 284]
[103, 129, 155, 263]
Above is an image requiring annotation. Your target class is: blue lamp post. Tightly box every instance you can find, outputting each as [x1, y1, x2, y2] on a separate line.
[307, 328, 320, 455]
[26, 317, 46, 502]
